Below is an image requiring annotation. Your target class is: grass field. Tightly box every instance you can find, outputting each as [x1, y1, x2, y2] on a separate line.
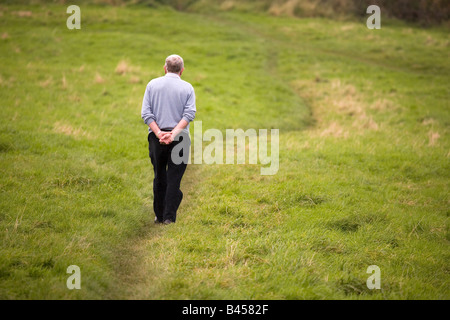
[0, 4, 449, 299]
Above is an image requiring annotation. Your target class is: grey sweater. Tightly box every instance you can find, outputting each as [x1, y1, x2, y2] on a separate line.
[141, 73, 196, 133]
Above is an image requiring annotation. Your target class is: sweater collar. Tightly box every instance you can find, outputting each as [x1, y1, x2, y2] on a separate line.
[165, 72, 180, 78]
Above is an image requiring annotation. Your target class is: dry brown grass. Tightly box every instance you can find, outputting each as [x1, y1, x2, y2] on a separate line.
[292, 78, 380, 138]
[320, 121, 348, 138]
[53, 122, 93, 140]
[94, 72, 105, 84]
[115, 60, 130, 75]
[428, 131, 440, 146]
[39, 77, 53, 88]
[268, 0, 300, 17]
[220, 0, 235, 11]
[61, 74, 67, 89]
[340, 24, 355, 31]
[370, 98, 395, 111]
[13, 11, 32, 17]
[268, 0, 336, 18]
[115, 60, 139, 75]
[129, 75, 141, 84]
[0, 76, 15, 88]
[421, 118, 436, 126]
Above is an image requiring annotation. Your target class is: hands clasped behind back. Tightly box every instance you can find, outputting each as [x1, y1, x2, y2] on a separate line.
[159, 131, 174, 145]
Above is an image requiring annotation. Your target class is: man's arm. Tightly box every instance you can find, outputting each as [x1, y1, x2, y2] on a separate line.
[142, 83, 170, 139]
[141, 84, 156, 128]
[181, 86, 196, 124]
[149, 121, 166, 139]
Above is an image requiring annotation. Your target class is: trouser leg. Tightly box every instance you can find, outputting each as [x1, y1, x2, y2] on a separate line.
[163, 159, 187, 222]
[163, 133, 190, 222]
[148, 132, 168, 222]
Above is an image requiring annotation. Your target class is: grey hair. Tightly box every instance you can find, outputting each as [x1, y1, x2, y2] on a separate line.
[165, 54, 184, 74]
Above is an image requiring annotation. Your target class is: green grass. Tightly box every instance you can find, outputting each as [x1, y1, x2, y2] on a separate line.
[0, 4, 448, 299]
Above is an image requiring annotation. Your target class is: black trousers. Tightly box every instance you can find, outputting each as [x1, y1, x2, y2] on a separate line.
[148, 131, 189, 222]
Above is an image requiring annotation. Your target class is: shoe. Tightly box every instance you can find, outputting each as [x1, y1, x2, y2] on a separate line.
[154, 217, 163, 224]
[163, 219, 174, 225]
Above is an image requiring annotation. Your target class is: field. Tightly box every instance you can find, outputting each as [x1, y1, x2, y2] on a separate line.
[0, 4, 448, 299]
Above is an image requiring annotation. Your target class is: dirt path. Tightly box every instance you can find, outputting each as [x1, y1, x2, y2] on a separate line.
[109, 164, 202, 299]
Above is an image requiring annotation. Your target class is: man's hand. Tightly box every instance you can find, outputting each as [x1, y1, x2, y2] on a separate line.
[158, 131, 173, 145]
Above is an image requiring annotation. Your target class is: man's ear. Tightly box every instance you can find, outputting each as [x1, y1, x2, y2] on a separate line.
[179, 67, 185, 76]
[164, 65, 167, 74]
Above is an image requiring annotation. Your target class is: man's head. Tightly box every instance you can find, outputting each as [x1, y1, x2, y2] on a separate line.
[164, 54, 184, 75]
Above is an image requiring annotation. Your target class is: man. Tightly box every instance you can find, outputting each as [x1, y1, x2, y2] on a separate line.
[141, 54, 196, 225]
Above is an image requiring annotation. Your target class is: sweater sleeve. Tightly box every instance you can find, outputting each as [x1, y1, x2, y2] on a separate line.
[182, 85, 196, 123]
[141, 83, 156, 125]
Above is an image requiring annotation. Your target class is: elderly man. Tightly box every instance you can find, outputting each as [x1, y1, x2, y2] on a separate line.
[141, 54, 196, 225]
